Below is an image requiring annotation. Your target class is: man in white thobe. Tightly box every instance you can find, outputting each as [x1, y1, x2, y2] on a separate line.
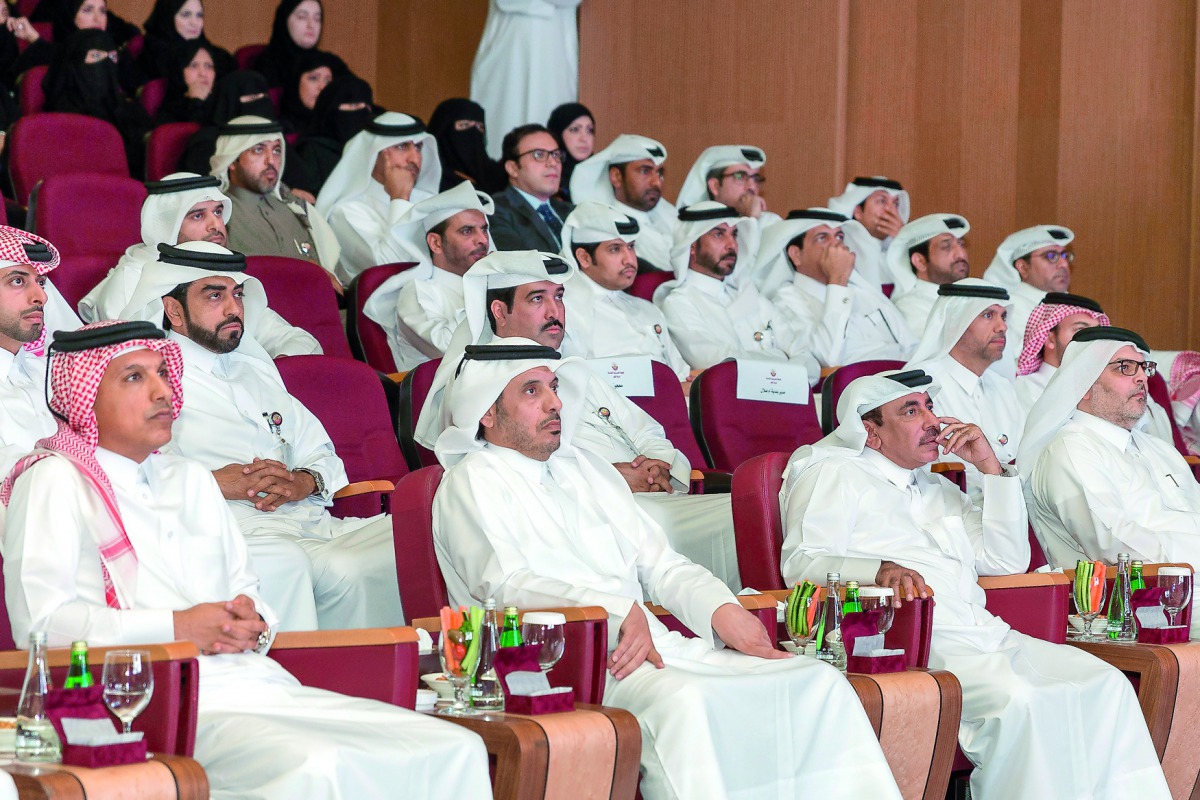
[675, 145, 779, 293]
[886, 213, 970, 338]
[0, 236, 61, 478]
[80, 172, 321, 359]
[470, 0, 582, 159]
[655, 202, 819, 377]
[1022, 327, 1200, 637]
[0, 227, 80, 343]
[981, 225, 1076, 354]
[317, 112, 442, 284]
[780, 370, 1170, 800]
[764, 209, 916, 368]
[559, 201, 690, 379]
[827, 177, 910, 292]
[433, 342, 902, 800]
[362, 181, 494, 371]
[905, 279, 1025, 499]
[122, 242, 402, 631]
[415, 250, 742, 590]
[209, 117, 342, 290]
[1, 321, 491, 800]
[569, 134, 676, 271]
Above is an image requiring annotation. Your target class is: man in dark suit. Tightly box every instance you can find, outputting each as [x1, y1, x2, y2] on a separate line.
[489, 124, 574, 252]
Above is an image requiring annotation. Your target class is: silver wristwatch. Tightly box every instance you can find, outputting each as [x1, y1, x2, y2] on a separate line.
[295, 467, 325, 498]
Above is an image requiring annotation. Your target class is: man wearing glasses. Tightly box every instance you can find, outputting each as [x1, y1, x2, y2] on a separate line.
[981, 225, 1076, 353]
[489, 123, 573, 252]
[1022, 327, 1200, 631]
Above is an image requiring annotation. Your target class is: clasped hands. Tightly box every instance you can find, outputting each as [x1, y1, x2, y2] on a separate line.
[173, 594, 267, 655]
[214, 458, 317, 512]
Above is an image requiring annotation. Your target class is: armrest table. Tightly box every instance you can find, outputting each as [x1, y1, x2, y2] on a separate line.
[270, 627, 419, 708]
[847, 670, 962, 800]
[4, 753, 207, 800]
[435, 704, 640, 800]
[1068, 639, 1200, 799]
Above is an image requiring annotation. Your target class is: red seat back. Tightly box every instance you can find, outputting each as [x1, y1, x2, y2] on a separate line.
[270, 633, 418, 709]
[234, 43, 267, 71]
[391, 466, 449, 622]
[627, 270, 672, 302]
[32, 173, 145, 259]
[48, 254, 121, 311]
[347, 261, 419, 372]
[16, 65, 47, 116]
[730, 451, 790, 591]
[275, 355, 408, 518]
[245, 255, 352, 358]
[820, 359, 906, 435]
[269, 86, 283, 114]
[690, 361, 821, 471]
[627, 359, 707, 470]
[397, 358, 441, 470]
[10, 114, 130, 206]
[137, 77, 167, 119]
[881, 283, 894, 298]
[145, 122, 201, 182]
[982, 579, 1069, 643]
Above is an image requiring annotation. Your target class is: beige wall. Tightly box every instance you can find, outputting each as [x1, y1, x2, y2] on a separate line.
[579, 0, 1200, 349]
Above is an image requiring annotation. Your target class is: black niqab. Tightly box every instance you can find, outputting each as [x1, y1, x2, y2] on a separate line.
[428, 97, 506, 194]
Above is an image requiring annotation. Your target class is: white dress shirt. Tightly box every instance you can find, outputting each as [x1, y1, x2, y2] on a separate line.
[562, 272, 690, 378]
[326, 180, 433, 283]
[772, 272, 917, 367]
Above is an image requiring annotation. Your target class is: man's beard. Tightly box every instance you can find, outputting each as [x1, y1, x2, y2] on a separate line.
[0, 307, 44, 344]
[186, 315, 242, 354]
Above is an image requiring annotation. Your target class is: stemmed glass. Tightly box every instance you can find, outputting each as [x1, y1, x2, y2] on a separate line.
[1071, 568, 1107, 642]
[785, 592, 819, 653]
[439, 621, 481, 717]
[101, 651, 153, 734]
[1158, 568, 1193, 628]
[521, 612, 566, 673]
[857, 587, 896, 636]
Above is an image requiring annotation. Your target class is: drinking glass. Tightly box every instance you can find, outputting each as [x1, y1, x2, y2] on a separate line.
[785, 592, 819, 652]
[857, 587, 896, 635]
[1071, 572, 1107, 642]
[101, 651, 153, 734]
[521, 612, 566, 673]
[1158, 568, 1193, 627]
[439, 622, 481, 717]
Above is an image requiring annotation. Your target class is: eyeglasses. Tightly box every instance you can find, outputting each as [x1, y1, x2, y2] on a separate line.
[517, 148, 565, 163]
[1034, 249, 1075, 264]
[1107, 359, 1157, 377]
[720, 169, 766, 186]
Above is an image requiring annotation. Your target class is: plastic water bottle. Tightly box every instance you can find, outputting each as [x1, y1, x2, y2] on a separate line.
[16, 632, 61, 762]
[471, 599, 504, 710]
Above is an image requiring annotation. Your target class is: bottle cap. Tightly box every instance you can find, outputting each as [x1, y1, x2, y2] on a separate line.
[28, 631, 47, 645]
[70, 641, 87, 652]
[827, 572, 841, 582]
[1117, 553, 1130, 562]
[844, 580, 859, 590]
[484, 598, 496, 610]
[504, 606, 518, 615]
[1131, 560, 1144, 568]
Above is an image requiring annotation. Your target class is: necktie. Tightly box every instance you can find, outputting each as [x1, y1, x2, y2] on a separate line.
[537, 203, 563, 247]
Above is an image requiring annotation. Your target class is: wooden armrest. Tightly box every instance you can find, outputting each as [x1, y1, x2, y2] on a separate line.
[1064, 562, 1194, 580]
[819, 366, 837, 379]
[0, 641, 201, 670]
[736, 594, 779, 611]
[333, 479, 396, 499]
[689, 469, 704, 482]
[930, 462, 966, 474]
[410, 606, 610, 633]
[1185, 455, 1199, 466]
[387, 371, 407, 383]
[271, 626, 418, 649]
[978, 572, 1069, 589]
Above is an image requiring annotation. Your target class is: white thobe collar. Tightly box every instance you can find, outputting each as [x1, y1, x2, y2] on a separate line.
[0, 345, 35, 385]
[1070, 409, 1134, 453]
[484, 441, 554, 483]
[168, 331, 258, 378]
[1012, 280, 1047, 306]
[94, 446, 151, 492]
[687, 270, 733, 302]
[859, 446, 918, 490]
[792, 272, 828, 302]
[430, 266, 464, 289]
[939, 354, 985, 397]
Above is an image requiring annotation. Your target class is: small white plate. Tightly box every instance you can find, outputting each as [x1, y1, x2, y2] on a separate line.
[1067, 615, 1107, 635]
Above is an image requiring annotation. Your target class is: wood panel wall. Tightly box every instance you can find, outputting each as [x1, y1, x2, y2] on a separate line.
[579, 0, 1200, 349]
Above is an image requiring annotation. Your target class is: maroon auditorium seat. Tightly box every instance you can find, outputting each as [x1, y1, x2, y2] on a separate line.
[10, 114, 129, 206]
[146, 122, 201, 182]
[234, 43, 267, 71]
[31, 173, 144, 255]
[627, 359, 708, 473]
[397, 358, 441, 470]
[137, 77, 168, 119]
[819, 359, 906, 435]
[346, 261, 419, 372]
[245, 255, 352, 358]
[16, 65, 47, 116]
[275, 354, 408, 518]
[689, 360, 821, 471]
[627, 270, 672, 302]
